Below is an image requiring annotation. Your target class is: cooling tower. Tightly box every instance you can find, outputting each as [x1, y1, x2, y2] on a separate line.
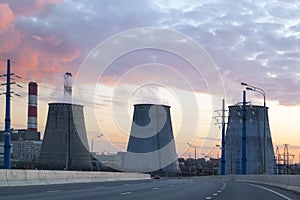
[124, 104, 180, 174]
[39, 103, 91, 170]
[27, 82, 38, 131]
[225, 105, 275, 174]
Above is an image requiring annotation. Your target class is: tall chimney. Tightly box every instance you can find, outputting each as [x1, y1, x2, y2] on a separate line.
[28, 82, 38, 131]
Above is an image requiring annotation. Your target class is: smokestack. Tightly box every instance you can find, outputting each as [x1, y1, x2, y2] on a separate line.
[64, 72, 72, 97]
[28, 81, 38, 131]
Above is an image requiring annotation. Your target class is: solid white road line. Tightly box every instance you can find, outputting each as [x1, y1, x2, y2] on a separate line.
[245, 183, 292, 200]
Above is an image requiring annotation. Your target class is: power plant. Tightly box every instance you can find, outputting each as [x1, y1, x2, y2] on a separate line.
[0, 62, 283, 175]
[225, 105, 275, 174]
[38, 103, 91, 170]
[124, 104, 180, 174]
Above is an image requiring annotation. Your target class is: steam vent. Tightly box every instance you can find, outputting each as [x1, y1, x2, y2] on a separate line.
[39, 103, 91, 170]
[225, 105, 275, 174]
[124, 104, 180, 174]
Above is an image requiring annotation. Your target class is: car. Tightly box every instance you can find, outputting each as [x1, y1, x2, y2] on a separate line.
[153, 175, 160, 179]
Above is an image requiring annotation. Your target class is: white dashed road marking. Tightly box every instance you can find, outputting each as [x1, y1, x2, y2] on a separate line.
[121, 192, 132, 195]
[45, 190, 62, 193]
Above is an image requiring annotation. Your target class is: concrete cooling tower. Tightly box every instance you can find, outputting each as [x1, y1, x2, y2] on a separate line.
[39, 103, 91, 170]
[124, 104, 180, 175]
[225, 105, 275, 174]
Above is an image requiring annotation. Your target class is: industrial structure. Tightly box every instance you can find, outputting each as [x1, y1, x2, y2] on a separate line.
[124, 104, 180, 175]
[0, 81, 41, 169]
[27, 82, 38, 131]
[225, 105, 275, 174]
[38, 103, 91, 170]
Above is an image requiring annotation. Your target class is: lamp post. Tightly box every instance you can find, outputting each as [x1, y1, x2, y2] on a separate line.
[241, 82, 266, 174]
[187, 143, 197, 176]
[91, 134, 104, 155]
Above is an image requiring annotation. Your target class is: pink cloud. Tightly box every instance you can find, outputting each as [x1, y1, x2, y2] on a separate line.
[0, 3, 14, 31]
[5, 0, 64, 16]
[0, 29, 21, 53]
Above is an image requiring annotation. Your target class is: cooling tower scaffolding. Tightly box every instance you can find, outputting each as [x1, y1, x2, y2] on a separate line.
[124, 104, 180, 174]
[225, 105, 275, 174]
[39, 103, 91, 170]
[27, 82, 38, 131]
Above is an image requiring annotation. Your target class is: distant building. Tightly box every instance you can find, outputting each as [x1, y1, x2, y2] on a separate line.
[94, 152, 126, 171]
[0, 129, 41, 168]
[0, 129, 40, 142]
[12, 140, 42, 162]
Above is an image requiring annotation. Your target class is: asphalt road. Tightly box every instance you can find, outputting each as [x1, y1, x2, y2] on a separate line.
[0, 178, 299, 200]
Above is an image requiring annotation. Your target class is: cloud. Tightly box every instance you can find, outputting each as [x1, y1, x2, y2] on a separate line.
[1, 0, 63, 16]
[0, 3, 14, 31]
[1, 0, 300, 106]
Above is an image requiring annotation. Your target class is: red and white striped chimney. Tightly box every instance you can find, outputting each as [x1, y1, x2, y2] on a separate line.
[28, 82, 38, 131]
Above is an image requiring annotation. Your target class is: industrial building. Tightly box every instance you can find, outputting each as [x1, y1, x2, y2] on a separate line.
[38, 103, 92, 170]
[0, 81, 41, 169]
[225, 105, 276, 174]
[12, 140, 42, 161]
[124, 104, 180, 175]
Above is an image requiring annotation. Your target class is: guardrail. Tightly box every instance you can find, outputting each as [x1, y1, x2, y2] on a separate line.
[0, 169, 150, 187]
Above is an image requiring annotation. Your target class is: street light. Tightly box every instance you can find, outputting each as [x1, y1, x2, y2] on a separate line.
[91, 134, 104, 155]
[241, 82, 266, 174]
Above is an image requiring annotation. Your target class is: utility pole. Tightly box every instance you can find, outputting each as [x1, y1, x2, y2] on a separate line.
[282, 144, 295, 175]
[241, 91, 247, 175]
[221, 99, 226, 175]
[276, 146, 281, 175]
[3, 59, 11, 169]
[213, 99, 227, 175]
[1, 59, 22, 169]
[187, 143, 197, 176]
[283, 144, 288, 175]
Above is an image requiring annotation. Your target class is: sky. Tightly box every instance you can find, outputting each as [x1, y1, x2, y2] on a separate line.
[0, 0, 300, 162]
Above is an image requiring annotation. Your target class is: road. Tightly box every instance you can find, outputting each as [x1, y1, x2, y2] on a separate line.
[0, 178, 299, 200]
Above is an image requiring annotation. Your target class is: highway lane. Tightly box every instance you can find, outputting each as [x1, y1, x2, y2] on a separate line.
[0, 178, 299, 200]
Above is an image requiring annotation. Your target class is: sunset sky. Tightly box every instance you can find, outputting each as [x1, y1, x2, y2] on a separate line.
[0, 0, 300, 162]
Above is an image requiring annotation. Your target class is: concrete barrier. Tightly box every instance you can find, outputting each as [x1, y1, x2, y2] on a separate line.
[0, 169, 150, 187]
[44, 170, 74, 184]
[25, 170, 47, 186]
[6, 169, 27, 186]
[0, 170, 9, 187]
